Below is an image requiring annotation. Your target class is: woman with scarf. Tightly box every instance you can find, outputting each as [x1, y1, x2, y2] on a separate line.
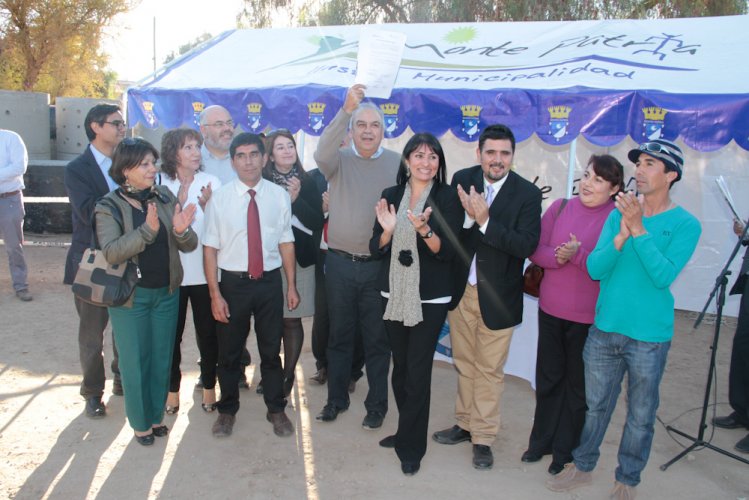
[159, 128, 221, 414]
[369, 133, 462, 476]
[260, 130, 324, 396]
[95, 138, 197, 445]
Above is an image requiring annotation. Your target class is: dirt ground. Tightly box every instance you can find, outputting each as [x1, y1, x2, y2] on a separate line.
[1, 234, 748, 500]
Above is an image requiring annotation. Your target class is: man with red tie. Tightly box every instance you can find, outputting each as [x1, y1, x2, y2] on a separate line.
[203, 133, 299, 438]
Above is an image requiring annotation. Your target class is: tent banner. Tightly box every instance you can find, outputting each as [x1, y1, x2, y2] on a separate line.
[128, 16, 749, 151]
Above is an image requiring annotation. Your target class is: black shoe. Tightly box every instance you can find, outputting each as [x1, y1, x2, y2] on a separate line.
[401, 461, 420, 476]
[362, 410, 384, 430]
[521, 450, 544, 463]
[736, 433, 749, 453]
[112, 379, 124, 396]
[548, 462, 565, 475]
[152, 425, 169, 437]
[472, 444, 494, 470]
[713, 412, 749, 429]
[134, 433, 154, 446]
[239, 370, 250, 390]
[379, 435, 396, 448]
[432, 425, 471, 445]
[85, 397, 106, 418]
[316, 404, 347, 422]
[256, 381, 264, 395]
[309, 368, 327, 385]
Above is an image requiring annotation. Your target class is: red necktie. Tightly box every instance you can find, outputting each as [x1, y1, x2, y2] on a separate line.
[247, 189, 263, 278]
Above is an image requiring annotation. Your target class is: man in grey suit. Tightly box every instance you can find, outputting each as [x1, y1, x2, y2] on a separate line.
[64, 103, 125, 418]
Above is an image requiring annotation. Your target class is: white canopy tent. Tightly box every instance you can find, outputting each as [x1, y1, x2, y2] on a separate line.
[128, 16, 749, 386]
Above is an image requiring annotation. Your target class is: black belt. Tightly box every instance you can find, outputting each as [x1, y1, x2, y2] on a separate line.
[221, 268, 278, 280]
[0, 190, 20, 199]
[328, 248, 374, 262]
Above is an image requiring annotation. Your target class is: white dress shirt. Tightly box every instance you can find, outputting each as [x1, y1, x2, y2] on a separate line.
[203, 178, 294, 272]
[201, 144, 237, 185]
[89, 144, 119, 192]
[0, 130, 28, 193]
[161, 171, 221, 286]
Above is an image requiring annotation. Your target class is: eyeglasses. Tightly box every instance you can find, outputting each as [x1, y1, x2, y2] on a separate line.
[204, 119, 234, 128]
[104, 120, 127, 129]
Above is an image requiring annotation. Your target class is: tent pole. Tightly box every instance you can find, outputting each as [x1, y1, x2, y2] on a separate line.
[298, 130, 306, 167]
[566, 138, 577, 199]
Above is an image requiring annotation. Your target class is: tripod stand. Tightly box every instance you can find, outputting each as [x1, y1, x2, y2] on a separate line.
[661, 222, 749, 471]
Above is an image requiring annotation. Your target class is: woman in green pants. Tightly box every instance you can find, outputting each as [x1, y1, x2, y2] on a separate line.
[95, 138, 197, 445]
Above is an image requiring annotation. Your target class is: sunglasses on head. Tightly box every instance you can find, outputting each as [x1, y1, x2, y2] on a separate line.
[121, 137, 146, 146]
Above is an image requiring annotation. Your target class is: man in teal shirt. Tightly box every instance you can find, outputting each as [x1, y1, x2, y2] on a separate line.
[547, 139, 701, 500]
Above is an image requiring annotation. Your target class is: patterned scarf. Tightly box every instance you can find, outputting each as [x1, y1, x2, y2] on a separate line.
[269, 163, 299, 187]
[383, 180, 433, 327]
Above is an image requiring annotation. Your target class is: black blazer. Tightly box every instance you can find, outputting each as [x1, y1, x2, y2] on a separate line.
[369, 182, 463, 301]
[449, 167, 542, 330]
[63, 145, 111, 284]
[289, 174, 325, 268]
[730, 239, 749, 296]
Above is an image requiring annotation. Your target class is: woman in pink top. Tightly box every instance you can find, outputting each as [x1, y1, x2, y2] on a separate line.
[521, 155, 624, 475]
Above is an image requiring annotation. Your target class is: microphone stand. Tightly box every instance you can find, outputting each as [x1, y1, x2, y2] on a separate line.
[661, 221, 749, 470]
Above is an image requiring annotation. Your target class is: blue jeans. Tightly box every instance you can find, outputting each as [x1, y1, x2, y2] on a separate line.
[572, 325, 671, 487]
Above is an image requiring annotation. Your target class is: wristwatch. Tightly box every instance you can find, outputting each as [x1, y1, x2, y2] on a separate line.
[419, 229, 433, 239]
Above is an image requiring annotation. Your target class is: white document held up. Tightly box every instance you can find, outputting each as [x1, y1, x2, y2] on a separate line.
[716, 175, 742, 221]
[354, 29, 407, 99]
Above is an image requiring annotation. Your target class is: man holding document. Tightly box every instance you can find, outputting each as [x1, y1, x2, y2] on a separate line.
[314, 84, 399, 429]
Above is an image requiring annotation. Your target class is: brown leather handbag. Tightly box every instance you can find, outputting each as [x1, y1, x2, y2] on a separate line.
[523, 198, 569, 298]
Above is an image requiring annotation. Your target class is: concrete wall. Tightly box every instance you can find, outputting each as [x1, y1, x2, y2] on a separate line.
[23, 161, 71, 234]
[56, 97, 121, 161]
[0, 90, 51, 160]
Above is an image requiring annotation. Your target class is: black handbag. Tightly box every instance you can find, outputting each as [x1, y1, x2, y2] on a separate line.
[523, 198, 569, 298]
[72, 198, 139, 307]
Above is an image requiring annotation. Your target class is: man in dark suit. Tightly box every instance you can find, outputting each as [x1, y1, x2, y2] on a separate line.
[432, 124, 542, 470]
[64, 103, 125, 418]
[713, 217, 749, 453]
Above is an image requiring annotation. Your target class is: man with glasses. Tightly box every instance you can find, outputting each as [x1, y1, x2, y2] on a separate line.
[314, 84, 399, 430]
[64, 103, 126, 418]
[199, 105, 237, 185]
[547, 138, 701, 500]
[0, 128, 31, 302]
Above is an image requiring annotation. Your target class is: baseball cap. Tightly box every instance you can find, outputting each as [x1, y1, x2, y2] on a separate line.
[628, 139, 684, 182]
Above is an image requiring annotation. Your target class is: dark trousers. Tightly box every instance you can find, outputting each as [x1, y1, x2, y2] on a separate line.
[312, 249, 365, 379]
[216, 269, 285, 415]
[74, 294, 120, 398]
[528, 308, 589, 465]
[325, 251, 390, 413]
[729, 278, 749, 423]
[385, 300, 448, 464]
[170, 284, 218, 392]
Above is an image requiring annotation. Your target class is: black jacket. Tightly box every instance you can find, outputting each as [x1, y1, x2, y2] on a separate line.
[449, 167, 542, 330]
[289, 173, 325, 268]
[369, 182, 463, 301]
[63, 146, 111, 284]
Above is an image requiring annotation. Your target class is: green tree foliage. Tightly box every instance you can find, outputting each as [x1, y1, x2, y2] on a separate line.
[0, 0, 134, 97]
[238, 0, 747, 27]
[164, 33, 213, 65]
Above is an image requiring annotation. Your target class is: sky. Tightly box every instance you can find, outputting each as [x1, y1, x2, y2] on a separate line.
[103, 0, 246, 82]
